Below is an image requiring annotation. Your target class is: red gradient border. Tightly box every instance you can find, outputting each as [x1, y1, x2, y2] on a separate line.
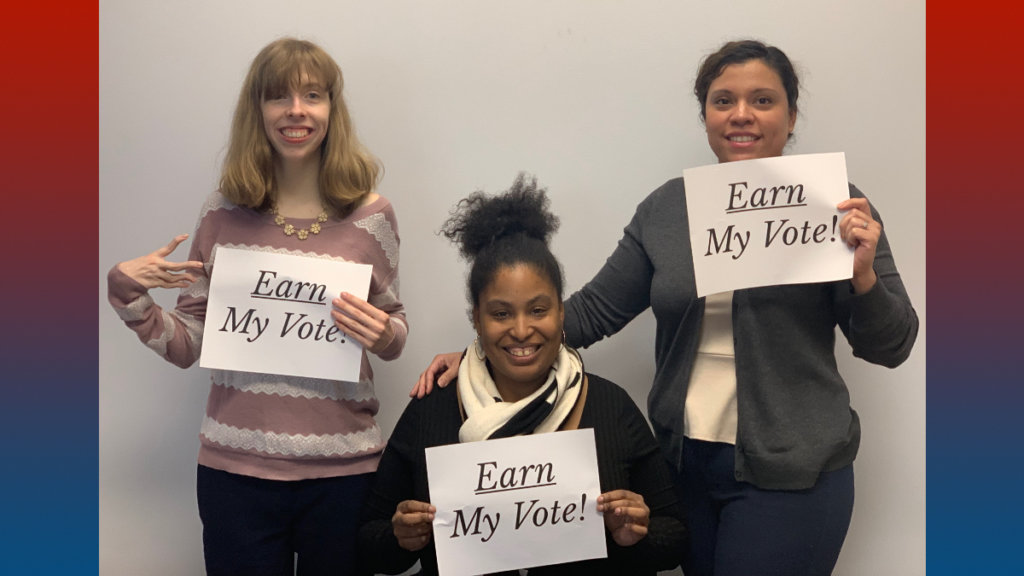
[927, 1, 1024, 574]
[0, 3, 99, 574]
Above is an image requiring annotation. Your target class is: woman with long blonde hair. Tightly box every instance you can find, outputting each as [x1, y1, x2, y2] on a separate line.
[107, 38, 407, 575]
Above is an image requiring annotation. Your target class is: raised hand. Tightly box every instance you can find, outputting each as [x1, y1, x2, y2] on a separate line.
[837, 198, 881, 294]
[117, 234, 205, 290]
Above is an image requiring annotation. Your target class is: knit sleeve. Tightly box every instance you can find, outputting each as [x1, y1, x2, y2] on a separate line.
[834, 184, 919, 367]
[358, 397, 426, 574]
[361, 199, 408, 361]
[603, 380, 687, 572]
[106, 219, 210, 369]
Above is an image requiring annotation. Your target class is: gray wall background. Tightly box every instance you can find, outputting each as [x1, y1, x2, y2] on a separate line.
[99, 1, 925, 574]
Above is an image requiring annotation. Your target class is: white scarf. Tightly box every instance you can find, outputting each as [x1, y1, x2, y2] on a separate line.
[458, 343, 584, 443]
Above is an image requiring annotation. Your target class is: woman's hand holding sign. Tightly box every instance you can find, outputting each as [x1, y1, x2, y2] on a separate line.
[837, 198, 880, 294]
[598, 489, 650, 547]
[392, 500, 436, 552]
[118, 234, 204, 290]
[331, 292, 396, 354]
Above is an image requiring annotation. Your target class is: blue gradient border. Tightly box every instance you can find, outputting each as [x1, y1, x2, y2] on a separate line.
[926, 3, 1024, 574]
[0, 3, 98, 574]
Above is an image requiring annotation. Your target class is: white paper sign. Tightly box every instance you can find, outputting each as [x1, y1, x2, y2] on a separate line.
[425, 429, 606, 576]
[683, 152, 854, 297]
[200, 247, 372, 381]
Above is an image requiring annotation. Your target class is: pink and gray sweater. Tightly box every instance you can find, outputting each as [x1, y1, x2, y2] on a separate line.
[108, 191, 407, 481]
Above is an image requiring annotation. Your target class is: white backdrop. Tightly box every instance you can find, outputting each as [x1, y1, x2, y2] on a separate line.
[99, 1, 925, 574]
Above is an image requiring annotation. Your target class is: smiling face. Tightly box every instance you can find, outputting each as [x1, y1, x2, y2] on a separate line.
[704, 59, 797, 163]
[261, 78, 330, 165]
[473, 264, 564, 402]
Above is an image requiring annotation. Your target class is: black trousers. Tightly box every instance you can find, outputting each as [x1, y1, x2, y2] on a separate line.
[197, 464, 374, 576]
[680, 439, 854, 576]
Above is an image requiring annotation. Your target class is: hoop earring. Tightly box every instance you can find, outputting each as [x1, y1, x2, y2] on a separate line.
[473, 336, 486, 360]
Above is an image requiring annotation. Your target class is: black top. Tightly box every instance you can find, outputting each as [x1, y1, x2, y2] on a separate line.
[358, 373, 686, 575]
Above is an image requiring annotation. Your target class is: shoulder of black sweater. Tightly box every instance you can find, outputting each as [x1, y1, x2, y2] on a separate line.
[412, 377, 460, 406]
[390, 380, 462, 442]
[582, 372, 633, 405]
[415, 382, 461, 417]
[578, 372, 640, 427]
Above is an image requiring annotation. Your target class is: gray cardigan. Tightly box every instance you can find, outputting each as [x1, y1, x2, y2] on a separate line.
[564, 177, 918, 490]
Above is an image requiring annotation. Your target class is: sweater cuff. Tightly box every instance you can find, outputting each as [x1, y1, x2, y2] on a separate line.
[848, 275, 897, 331]
[375, 316, 408, 361]
[107, 264, 150, 308]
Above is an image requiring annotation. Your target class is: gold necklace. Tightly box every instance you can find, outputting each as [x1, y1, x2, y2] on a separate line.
[269, 206, 329, 240]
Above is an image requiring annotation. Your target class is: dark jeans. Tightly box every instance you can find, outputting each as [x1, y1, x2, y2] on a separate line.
[680, 438, 854, 576]
[197, 464, 373, 576]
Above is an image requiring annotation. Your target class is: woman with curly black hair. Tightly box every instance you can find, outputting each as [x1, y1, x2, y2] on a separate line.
[358, 173, 685, 575]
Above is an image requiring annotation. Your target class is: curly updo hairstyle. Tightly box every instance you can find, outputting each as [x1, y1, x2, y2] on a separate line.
[441, 173, 563, 312]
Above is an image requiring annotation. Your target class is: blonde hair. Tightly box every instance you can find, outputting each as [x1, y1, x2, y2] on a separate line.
[219, 38, 380, 217]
